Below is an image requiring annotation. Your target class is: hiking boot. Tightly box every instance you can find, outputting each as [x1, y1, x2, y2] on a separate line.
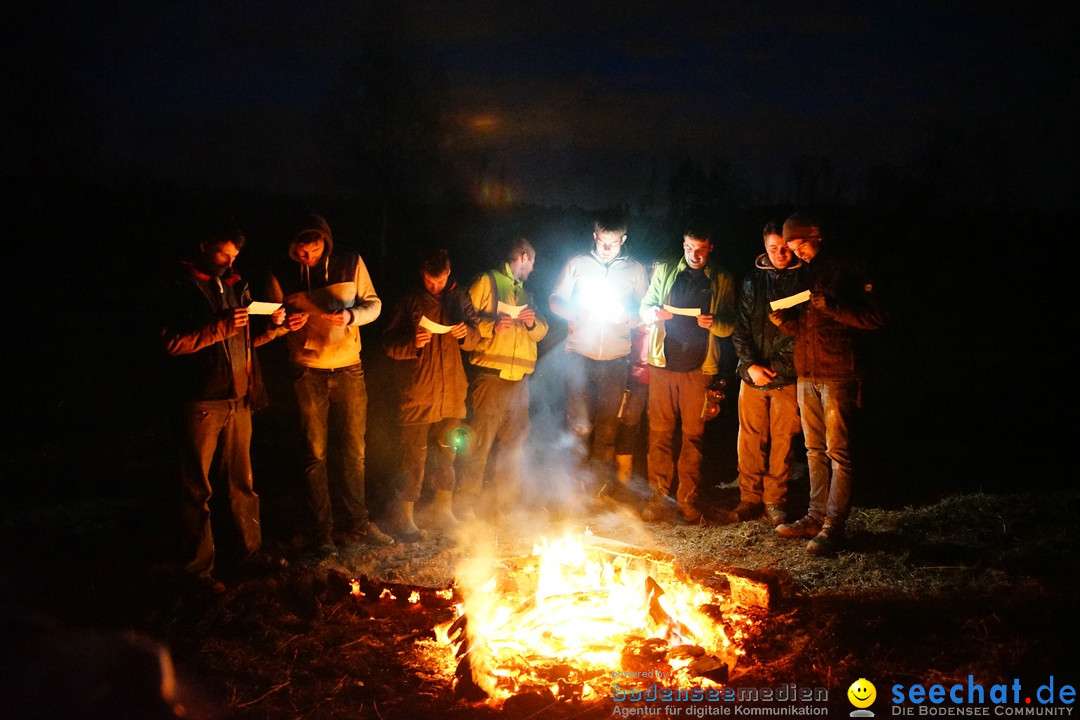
[398, 528, 426, 544]
[733, 501, 764, 522]
[641, 495, 675, 523]
[776, 514, 823, 539]
[678, 503, 703, 524]
[806, 520, 845, 555]
[356, 522, 395, 547]
[765, 504, 787, 526]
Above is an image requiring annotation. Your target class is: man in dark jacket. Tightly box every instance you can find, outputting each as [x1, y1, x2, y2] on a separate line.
[731, 221, 806, 526]
[383, 249, 479, 541]
[770, 213, 887, 554]
[160, 220, 279, 593]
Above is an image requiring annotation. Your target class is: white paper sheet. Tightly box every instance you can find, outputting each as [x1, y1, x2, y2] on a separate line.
[497, 301, 526, 319]
[419, 315, 454, 334]
[769, 290, 811, 311]
[247, 301, 282, 315]
[663, 304, 701, 317]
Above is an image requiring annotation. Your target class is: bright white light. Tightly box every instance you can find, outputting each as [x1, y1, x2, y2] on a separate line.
[577, 278, 623, 323]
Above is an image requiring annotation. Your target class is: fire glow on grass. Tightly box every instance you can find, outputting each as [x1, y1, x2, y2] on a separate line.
[437, 532, 751, 704]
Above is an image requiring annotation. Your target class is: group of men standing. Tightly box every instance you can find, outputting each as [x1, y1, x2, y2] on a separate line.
[160, 208, 884, 593]
[543, 209, 885, 556]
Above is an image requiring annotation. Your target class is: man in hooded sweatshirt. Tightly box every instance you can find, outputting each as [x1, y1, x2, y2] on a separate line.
[265, 213, 394, 557]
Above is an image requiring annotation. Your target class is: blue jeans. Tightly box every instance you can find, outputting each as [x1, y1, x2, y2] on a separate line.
[293, 364, 370, 543]
[797, 379, 859, 524]
[178, 398, 261, 578]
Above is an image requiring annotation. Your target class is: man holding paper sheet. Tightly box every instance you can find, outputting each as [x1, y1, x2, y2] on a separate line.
[730, 221, 806, 526]
[639, 226, 736, 524]
[770, 213, 887, 555]
[383, 249, 479, 540]
[549, 209, 648, 488]
[264, 213, 393, 558]
[458, 238, 549, 520]
[160, 217, 282, 593]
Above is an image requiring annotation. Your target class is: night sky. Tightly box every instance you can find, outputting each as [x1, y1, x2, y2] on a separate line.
[2, 1, 1075, 492]
[7, 1, 1077, 211]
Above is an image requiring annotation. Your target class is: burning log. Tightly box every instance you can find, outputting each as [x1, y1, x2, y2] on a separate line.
[688, 566, 779, 610]
[438, 532, 757, 707]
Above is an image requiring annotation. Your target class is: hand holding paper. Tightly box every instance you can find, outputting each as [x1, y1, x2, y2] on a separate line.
[770, 290, 810, 311]
[498, 301, 526, 319]
[247, 301, 283, 315]
[663, 304, 701, 317]
[419, 315, 455, 334]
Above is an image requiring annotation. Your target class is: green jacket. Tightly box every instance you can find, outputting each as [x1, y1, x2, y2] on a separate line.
[639, 255, 736, 375]
[467, 264, 549, 381]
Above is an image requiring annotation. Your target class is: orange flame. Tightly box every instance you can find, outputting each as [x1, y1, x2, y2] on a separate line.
[445, 533, 749, 702]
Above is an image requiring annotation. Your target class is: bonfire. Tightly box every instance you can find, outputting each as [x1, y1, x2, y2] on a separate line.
[437, 530, 754, 705]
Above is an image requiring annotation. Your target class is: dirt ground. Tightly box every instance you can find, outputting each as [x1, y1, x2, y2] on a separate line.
[3, 428, 1078, 720]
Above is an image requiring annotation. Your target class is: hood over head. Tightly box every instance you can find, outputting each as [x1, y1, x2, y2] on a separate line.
[287, 213, 334, 262]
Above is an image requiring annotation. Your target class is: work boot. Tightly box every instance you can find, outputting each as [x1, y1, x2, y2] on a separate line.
[806, 519, 845, 555]
[640, 494, 675, 523]
[733, 501, 764, 522]
[396, 501, 424, 543]
[428, 490, 460, 533]
[615, 454, 634, 484]
[776, 514, 823, 539]
[352, 522, 395, 547]
[678, 502, 703, 524]
[765, 504, 787, 526]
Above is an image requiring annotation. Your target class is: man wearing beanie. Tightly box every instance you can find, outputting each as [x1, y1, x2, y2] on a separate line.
[265, 213, 393, 557]
[770, 213, 886, 555]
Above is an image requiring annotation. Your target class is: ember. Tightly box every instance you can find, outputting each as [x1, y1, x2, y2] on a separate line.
[438, 531, 753, 704]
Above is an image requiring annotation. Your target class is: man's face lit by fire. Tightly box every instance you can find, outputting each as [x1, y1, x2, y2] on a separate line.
[295, 232, 327, 267]
[200, 240, 240, 277]
[423, 267, 451, 295]
[785, 232, 822, 263]
[682, 235, 712, 270]
[593, 230, 626, 264]
[764, 233, 793, 269]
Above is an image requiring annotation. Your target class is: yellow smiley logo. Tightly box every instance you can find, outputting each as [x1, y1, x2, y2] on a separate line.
[848, 678, 876, 708]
